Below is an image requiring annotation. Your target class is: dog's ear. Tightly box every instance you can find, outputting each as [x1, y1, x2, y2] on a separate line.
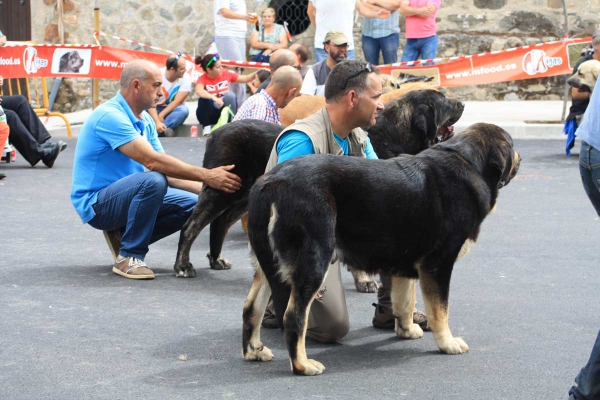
[59, 53, 68, 70]
[592, 65, 600, 81]
[488, 140, 515, 189]
[413, 104, 438, 143]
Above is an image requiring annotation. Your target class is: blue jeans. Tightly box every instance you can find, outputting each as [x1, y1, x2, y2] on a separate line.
[569, 329, 600, 399]
[156, 104, 189, 129]
[315, 48, 355, 63]
[361, 33, 399, 65]
[88, 171, 198, 260]
[401, 35, 439, 64]
[579, 141, 600, 216]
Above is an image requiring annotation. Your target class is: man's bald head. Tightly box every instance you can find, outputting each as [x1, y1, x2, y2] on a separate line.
[270, 65, 303, 90]
[265, 65, 302, 109]
[269, 49, 299, 74]
[120, 59, 159, 89]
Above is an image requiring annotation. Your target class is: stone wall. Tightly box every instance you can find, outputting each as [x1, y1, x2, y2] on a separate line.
[32, 0, 599, 111]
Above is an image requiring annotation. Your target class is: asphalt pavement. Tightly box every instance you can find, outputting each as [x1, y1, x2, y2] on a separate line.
[0, 104, 598, 399]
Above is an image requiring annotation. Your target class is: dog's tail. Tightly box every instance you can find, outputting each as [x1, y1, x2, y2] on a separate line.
[247, 176, 291, 329]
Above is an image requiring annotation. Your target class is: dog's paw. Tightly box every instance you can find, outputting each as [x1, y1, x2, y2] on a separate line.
[210, 257, 232, 270]
[438, 337, 469, 354]
[293, 359, 326, 376]
[354, 279, 378, 293]
[395, 323, 424, 340]
[243, 345, 273, 362]
[174, 262, 196, 278]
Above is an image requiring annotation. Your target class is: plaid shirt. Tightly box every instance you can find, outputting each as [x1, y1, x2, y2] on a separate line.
[233, 90, 280, 125]
[362, 10, 400, 39]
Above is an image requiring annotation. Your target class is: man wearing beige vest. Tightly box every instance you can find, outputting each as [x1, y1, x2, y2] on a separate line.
[261, 60, 383, 342]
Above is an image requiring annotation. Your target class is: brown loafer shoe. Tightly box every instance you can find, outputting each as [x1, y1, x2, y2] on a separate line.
[103, 229, 123, 262]
[112, 256, 155, 280]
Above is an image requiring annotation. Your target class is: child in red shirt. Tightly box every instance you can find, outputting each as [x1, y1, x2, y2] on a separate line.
[195, 53, 257, 136]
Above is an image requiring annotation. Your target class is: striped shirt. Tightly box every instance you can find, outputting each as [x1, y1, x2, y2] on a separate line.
[233, 90, 280, 125]
[362, 11, 400, 39]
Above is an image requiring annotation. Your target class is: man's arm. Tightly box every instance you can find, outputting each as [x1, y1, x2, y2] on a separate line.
[146, 108, 167, 133]
[399, 0, 435, 17]
[571, 87, 591, 101]
[307, 1, 317, 27]
[276, 131, 315, 164]
[363, 0, 401, 11]
[158, 90, 189, 120]
[355, 0, 391, 19]
[167, 177, 203, 194]
[119, 137, 241, 193]
[218, 7, 254, 22]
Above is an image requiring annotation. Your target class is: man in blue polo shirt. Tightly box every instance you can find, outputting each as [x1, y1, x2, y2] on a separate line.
[71, 60, 241, 280]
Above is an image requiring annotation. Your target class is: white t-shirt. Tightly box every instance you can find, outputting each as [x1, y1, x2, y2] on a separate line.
[310, 0, 355, 51]
[301, 69, 327, 96]
[214, 0, 247, 39]
[157, 67, 192, 107]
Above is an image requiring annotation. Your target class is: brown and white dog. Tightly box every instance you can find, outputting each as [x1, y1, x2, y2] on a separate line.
[567, 59, 600, 94]
[242, 123, 521, 375]
[279, 81, 435, 127]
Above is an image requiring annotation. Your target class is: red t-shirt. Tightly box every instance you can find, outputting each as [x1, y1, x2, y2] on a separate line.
[196, 70, 239, 98]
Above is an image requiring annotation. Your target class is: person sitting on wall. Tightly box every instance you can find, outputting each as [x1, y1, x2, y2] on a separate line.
[249, 7, 288, 62]
[247, 69, 270, 94]
[194, 53, 259, 137]
[148, 55, 192, 137]
[0, 75, 66, 168]
[288, 42, 310, 78]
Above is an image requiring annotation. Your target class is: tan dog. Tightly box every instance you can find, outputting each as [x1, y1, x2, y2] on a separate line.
[279, 81, 435, 127]
[379, 74, 401, 93]
[567, 59, 600, 94]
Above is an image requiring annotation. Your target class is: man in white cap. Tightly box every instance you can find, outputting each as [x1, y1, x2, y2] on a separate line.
[300, 30, 349, 96]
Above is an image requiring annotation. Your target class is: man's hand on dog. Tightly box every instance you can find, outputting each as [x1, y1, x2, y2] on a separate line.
[204, 165, 242, 193]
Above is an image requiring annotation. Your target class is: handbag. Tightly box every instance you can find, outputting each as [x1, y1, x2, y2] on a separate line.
[211, 105, 235, 132]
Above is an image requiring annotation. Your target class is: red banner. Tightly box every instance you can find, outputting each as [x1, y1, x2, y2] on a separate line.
[378, 38, 592, 87]
[0, 38, 592, 87]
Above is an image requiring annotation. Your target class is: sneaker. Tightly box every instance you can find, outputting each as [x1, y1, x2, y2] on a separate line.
[112, 256, 155, 280]
[371, 303, 430, 331]
[0, 173, 5, 180]
[203, 125, 212, 137]
[164, 127, 175, 137]
[103, 229, 123, 262]
[41, 143, 60, 168]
